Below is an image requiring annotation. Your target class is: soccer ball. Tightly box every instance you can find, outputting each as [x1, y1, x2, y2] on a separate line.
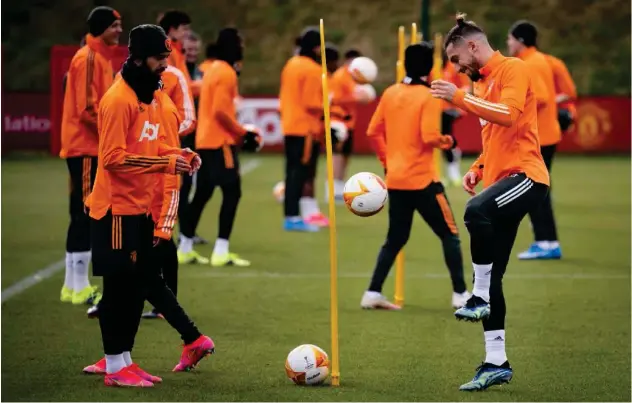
[273, 181, 285, 203]
[348, 57, 378, 84]
[285, 344, 330, 385]
[354, 83, 377, 103]
[343, 172, 388, 217]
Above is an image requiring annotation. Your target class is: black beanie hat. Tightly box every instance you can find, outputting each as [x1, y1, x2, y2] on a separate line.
[510, 20, 538, 47]
[87, 6, 120, 37]
[128, 24, 172, 60]
[325, 42, 339, 61]
[299, 27, 321, 50]
[216, 27, 243, 63]
[404, 42, 434, 78]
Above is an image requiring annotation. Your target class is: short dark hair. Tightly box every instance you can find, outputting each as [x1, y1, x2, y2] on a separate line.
[444, 13, 484, 50]
[206, 42, 218, 59]
[159, 10, 191, 34]
[344, 49, 362, 60]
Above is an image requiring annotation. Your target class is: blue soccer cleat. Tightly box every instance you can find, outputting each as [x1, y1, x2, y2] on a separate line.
[283, 218, 319, 232]
[459, 361, 513, 391]
[454, 295, 490, 322]
[518, 243, 562, 260]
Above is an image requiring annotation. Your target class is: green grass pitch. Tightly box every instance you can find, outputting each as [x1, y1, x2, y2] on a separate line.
[1, 154, 630, 401]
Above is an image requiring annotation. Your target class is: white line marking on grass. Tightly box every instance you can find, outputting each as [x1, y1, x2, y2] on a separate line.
[1, 259, 65, 303]
[186, 270, 630, 280]
[0, 158, 263, 303]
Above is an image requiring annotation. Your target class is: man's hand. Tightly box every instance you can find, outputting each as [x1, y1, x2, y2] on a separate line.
[175, 156, 192, 174]
[462, 171, 481, 196]
[182, 148, 202, 174]
[430, 80, 458, 101]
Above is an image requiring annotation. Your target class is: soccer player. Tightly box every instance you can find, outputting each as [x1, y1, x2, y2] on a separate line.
[546, 54, 577, 133]
[84, 25, 214, 387]
[178, 27, 262, 266]
[59, 6, 122, 306]
[361, 43, 470, 311]
[507, 21, 563, 260]
[430, 14, 550, 391]
[279, 27, 323, 232]
[327, 49, 374, 201]
[159, 10, 192, 82]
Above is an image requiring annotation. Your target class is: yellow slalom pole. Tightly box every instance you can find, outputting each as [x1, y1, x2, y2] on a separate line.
[393, 25, 406, 308]
[411, 22, 418, 45]
[319, 18, 340, 387]
[432, 32, 444, 177]
[396, 26, 405, 82]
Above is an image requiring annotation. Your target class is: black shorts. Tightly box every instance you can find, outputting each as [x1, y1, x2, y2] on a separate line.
[90, 211, 155, 277]
[67, 156, 97, 215]
[334, 129, 354, 157]
[197, 146, 241, 186]
[285, 135, 319, 169]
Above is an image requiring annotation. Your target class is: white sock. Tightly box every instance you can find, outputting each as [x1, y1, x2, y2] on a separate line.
[484, 330, 508, 365]
[300, 197, 319, 218]
[179, 235, 193, 254]
[286, 216, 301, 222]
[364, 290, 382, 299]
[213, 238, 229, 256]
[122, 351, 133, 366]
[549, 241, 559, 249]
[64, 252, 74, 290]
[535, 241, 549, 249]
[334, 179, 345, 197]
[472, 263, 492, 302]
[105, 354, 127, 374]
[73, 251, 91, 291]
[447, 162, 461, 181]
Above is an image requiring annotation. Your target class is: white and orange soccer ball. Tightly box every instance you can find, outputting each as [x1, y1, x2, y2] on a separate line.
[343, 172, 388, 217]
[273, 181, 285, 203]
[285, 344, 330, 385]
[348, 56, 378, 84]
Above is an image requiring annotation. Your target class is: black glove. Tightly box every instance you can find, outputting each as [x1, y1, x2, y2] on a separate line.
[241, 131, 263, 152]
[558, 109, 573, 133]
[448, 133, 458, 149]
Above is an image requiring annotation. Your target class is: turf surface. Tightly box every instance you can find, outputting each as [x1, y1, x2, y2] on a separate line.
[1, 154, 630, 401]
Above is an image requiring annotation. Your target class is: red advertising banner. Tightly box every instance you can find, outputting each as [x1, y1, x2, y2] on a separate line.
[9, 44, 628, 155]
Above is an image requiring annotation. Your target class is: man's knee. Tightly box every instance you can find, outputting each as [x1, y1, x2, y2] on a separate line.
[464, 196, 490, 229]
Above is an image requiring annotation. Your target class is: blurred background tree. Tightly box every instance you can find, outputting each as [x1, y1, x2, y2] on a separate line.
[2, 0, 630, 95]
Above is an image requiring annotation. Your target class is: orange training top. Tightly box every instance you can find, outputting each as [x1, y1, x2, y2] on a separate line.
[451, 51, 549, 188]
[60, 34, 115, 158]
[366, 80, 455, 190]
[162, 65, 196, 136]
[517, 47, 561, 146]
[86, 78, 193, 219]
[545, 53, 577, 119]
[279, 55, 323, 137]
[330, 66, 358, 130]
[152, 93, 181, 240]
[196, 60, 245, 150]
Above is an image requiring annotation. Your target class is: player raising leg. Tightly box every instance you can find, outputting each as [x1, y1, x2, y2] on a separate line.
[59, 6, 122, 306]
[431, 14, 550, 391]
[361, 43, 470, 311]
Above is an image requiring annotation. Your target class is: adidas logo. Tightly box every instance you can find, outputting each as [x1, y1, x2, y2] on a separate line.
[485, 270, 492, 275]
[76, 260, 84, 265]
[494, 336, 504, 341]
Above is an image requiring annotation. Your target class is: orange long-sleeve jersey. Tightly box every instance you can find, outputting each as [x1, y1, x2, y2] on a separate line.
[451, 51, 549, 188]
[86, 78, 194, 219]
[152, 93, 181, 240]
[279, 56, 323, 137]
[60, 34, 115, 158]
[545, 54, 577, 118]
[430, 62, 471, 114]
[330, 66, 358, 130]
[517, 47, 561, 146]
[196, 60, 245, 150]
[162, 65, 196, 136]
[366, 81, 455, 190]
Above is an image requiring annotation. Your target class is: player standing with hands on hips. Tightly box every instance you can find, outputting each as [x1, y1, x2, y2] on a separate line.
[430, 14, 549, 391]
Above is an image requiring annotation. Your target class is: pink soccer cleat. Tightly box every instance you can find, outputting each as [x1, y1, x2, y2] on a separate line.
[305, 212, 329, 227]
[104, 366, 154, 387]
[129, 363, 162, 383]
[173, 335, 215, 372]
[83, 357, 106, 374]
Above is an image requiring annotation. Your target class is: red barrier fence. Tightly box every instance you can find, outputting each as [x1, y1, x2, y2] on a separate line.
[2, 45, 630, 155]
